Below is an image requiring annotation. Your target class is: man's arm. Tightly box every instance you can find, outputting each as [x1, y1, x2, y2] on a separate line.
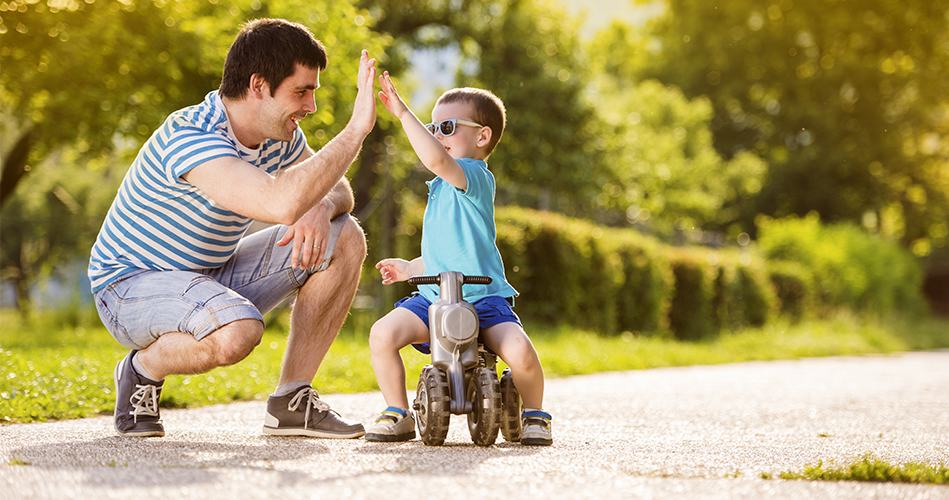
[183, 51, 376, 225]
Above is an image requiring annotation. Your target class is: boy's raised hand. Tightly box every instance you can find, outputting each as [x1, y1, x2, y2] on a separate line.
[377, 71, 409, 120]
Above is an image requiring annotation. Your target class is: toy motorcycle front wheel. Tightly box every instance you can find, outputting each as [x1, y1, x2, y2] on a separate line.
[467, 367, 501, 446]
[415, 365, 450, 446]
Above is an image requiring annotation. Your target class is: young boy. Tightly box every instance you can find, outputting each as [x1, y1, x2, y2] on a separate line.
[366, 72, 552, 446]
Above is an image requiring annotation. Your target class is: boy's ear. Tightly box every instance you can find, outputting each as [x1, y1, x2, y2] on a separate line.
[476, 126, 493, 149]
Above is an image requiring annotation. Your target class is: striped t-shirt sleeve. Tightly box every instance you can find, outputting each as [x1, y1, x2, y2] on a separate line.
[87, 91, 303, 293]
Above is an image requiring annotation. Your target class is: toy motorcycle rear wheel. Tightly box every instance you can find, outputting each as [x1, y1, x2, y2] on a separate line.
[467, 367, 501, 446]
[499, 367, 522, 442]
[415, 365, 451, 446]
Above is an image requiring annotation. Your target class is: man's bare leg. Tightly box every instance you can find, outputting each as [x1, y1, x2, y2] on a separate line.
[278, 216, 367, 386]
[136, 319, 264, 381]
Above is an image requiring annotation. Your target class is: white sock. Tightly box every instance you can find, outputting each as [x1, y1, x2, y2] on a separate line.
[131, 353, 162, 382]
[274, 382, 310, 397]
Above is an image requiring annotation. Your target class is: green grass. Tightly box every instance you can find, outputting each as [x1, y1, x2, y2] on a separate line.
[776, 454, 949, 484]
[2, 308, 948, 424]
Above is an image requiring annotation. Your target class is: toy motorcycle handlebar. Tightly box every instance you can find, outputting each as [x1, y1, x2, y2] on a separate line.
[408, 274, 493, 286]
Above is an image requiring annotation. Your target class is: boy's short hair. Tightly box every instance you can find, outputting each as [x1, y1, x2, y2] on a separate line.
[436, 88, 506, 156]
[219, 18, 327, 100]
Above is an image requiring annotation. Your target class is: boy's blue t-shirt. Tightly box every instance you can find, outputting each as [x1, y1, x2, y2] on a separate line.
[418, 158, 518, 303]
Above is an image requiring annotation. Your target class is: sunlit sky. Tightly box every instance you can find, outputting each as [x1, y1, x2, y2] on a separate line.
[409, 0, 664, 108]
[560, 0, 664, 37]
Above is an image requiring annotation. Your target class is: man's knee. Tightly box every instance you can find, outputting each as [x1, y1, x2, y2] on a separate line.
[337, 216, 367, 263]
[210, 319, 264, 366]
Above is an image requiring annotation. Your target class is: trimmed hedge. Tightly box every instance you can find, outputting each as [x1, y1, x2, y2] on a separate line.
[757, 214, 925, 317]
[390, 206, 924, 339]
[495, 207, 777, 339]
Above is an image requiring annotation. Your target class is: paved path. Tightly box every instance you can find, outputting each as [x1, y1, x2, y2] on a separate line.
[2, 352, 948, 499]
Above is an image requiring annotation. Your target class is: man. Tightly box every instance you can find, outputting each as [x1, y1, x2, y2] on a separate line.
[88, 18, 376, 438]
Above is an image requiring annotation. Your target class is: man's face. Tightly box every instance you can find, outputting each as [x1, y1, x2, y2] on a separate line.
[258, 63, 320, 142]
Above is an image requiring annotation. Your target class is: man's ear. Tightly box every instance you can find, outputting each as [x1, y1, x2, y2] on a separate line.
[476, 126, 493, 148]
[248, 73, 268, 99]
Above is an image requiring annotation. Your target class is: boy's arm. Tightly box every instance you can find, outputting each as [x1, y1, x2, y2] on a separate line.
[377, 71, 467, 191]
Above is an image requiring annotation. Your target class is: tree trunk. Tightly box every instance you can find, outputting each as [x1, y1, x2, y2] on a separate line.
[1, 129, 33, 209]
[352, 128, 384, 218]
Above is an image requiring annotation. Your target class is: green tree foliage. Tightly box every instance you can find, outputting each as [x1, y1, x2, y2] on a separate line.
[347, 0, 604, 316]
[355, 0, 602, 214]
[757, 213, 925, 315]
[0, 150, 118, 313]
[0, 0, 387, 313]
[635, 0, 949, 258]
[584, 22, 768, 237]
[459, 0, 603, 214]
[0, 0, 221, 205]
[1, 0, 219, 312]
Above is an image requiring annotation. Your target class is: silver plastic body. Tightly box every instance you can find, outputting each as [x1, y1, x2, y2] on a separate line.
[427, 271, 480, 414]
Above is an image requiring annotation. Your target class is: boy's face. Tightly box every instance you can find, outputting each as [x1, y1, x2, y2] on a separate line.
[430, 101, 488, 160]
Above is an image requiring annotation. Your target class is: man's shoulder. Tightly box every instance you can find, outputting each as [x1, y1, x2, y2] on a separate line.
[164, 91, 228, 138]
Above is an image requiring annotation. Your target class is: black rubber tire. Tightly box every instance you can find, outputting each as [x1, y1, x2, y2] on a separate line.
[499, 367, 522, 442]
[414, 365, 450, 446]
[467, 367, 501, 446]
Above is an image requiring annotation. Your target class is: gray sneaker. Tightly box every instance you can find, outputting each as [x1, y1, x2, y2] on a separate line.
[263, 386, 365, 438]
[365, 407, 416, 442]
[520, 410, 553, 446]
[114, 351, 165, 437]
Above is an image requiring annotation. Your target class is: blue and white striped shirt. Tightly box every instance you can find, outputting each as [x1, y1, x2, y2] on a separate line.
[88, 91, 307, 293]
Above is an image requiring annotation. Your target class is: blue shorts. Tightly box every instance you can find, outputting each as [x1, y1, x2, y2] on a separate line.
[395, 294, 521, 354]
[94, 214, 349, 350]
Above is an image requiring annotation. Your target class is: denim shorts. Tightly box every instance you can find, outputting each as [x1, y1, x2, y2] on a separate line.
[394, 293, 521, 354]
[94, 214, 348, 350]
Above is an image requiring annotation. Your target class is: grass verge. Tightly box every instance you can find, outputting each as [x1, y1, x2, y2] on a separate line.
[2, 308, 947, 424]
[774, 454, 949, 484]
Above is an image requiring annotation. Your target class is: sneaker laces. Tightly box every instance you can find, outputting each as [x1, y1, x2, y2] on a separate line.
[129, 384, 161, 423]
[287, 387, 331, 428]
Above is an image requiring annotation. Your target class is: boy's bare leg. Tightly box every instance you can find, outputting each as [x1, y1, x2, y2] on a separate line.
[482, 322, 545, 409]
[278, 217, 367, 386]
[369, 308, 430, 409]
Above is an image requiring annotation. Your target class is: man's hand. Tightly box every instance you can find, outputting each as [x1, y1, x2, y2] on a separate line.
[349, 50, 378, 137]
[278, 201, 332, 269]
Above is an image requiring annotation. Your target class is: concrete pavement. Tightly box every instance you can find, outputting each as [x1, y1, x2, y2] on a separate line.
[2, 351, 947, 499]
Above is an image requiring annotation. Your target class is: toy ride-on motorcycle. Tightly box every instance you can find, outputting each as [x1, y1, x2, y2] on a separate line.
[408, 271, 522, 446]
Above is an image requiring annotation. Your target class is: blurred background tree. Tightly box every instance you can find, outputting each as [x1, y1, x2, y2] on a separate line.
[1, 0, 945, 318]
[631, 0, 949, 261]
[0, 0, 387, 315]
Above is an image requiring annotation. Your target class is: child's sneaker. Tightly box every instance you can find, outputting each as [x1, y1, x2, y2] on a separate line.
[365, 406, 416, 442]
[520, 409, 552, 446]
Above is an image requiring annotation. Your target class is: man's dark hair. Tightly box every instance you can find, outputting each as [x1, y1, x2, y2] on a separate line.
[219, 18, 327, 100]
[437, 87, 507, 156]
